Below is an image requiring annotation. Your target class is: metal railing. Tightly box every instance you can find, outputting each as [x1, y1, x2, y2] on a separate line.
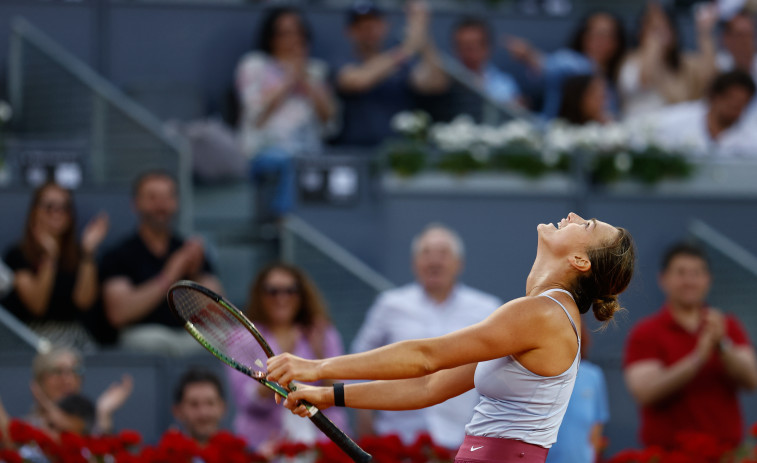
[0, 306, 49, 354]
[7, 17, 193, 233]
[281, 215, 395, 350]
[688, 220, 757, 344]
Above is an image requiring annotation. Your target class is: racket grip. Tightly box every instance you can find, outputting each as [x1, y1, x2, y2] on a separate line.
[307, 407, 372, 462]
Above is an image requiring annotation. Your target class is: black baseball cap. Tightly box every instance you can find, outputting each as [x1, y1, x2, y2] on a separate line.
[347, 0, 384, 24]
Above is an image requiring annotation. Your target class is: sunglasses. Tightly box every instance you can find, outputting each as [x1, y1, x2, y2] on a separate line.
[39, 201, 71, 214]
[263, 285, 300, 297]
[45, 366, 84, 377]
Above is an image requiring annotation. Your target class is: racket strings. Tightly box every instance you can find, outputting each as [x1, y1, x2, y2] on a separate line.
[171, 288, 270, 374]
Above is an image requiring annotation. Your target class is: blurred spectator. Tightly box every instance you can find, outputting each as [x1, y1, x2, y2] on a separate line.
[623, 242, 757, 450]
[332, 0, 448, 146]
[428, 17, 521, 123]
[28, 347, 133, 436]
[0, 394, 10, 448]
[236, 7, 336, 221]
[1, 182, 109, 351]
[632, 70, 756, 157]
[619, 2, 718, 120]
[172, 368, 226, 446]
[53, 394, 96, 436]
[546, 323, 609, 463]
[557, 74, 611, 125]
[351, 224, 501, 450]
[100, 170, 223, 355]
[227, 263, 348, 454]
[717, 10, 757, 80]
[506, 11, 626, 119]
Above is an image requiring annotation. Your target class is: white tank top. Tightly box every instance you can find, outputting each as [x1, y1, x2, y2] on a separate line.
[464, 289, 581, 448]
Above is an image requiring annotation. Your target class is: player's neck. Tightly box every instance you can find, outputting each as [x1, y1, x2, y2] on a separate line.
[526, 258, 570, 297]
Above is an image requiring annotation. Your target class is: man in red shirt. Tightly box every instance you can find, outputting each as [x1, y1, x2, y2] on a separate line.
[623, 242, 757, 449]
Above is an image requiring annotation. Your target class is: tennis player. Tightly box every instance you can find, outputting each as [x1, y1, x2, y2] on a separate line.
[267, 212, 635, 463]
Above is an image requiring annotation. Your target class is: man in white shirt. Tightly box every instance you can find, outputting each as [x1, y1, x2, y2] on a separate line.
[634, 70, 756, 157]
[351, 224, 502, 449]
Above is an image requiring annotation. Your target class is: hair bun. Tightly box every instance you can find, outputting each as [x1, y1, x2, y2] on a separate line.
[592, 295, 622, 322]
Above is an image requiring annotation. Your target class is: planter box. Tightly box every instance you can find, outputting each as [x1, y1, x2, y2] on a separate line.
[382, 171, 575, 196]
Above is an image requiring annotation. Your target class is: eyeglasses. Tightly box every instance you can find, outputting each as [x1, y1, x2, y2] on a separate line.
[45, 366, 84, 377]
[39, 201, 71, 214]
[263, 285, 300, 297]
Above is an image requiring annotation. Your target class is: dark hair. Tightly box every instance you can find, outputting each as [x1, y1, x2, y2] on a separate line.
[569, 11, 627, 82]
[131, 169, 177, 199]
[173, 368, 225, 405]
[660, 242, 710, 273]
[635, 4, 681, 71]
[347, 0, 384, 26]
[247, 262, 331, 328]
[558, 74, 600, 125]
[722, 10, 754, 34]
[571, 226, 636, 322]
[20, 182, 79, 272]
[257, 7, 311, 56]
[708, 70, 756, 99]
[453, 16, 492, 45]
[57, 394, 96, 434]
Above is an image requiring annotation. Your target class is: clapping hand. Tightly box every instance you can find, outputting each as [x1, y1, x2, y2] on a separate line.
[81, 213, 110, 256]
[96, 374, 134, 434]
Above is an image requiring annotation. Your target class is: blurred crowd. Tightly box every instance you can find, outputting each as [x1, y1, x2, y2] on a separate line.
[1, 0, 757, 462]
[0, 175, 755, 461]
[186, 0, 757, 222]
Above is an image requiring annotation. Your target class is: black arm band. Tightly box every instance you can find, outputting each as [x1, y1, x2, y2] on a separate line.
[333, 382, 345, 407]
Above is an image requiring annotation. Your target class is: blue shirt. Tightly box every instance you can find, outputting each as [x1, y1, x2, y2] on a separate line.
[481, 63, 520, 104]
[546, 360, 609, 463]
[331, 51, 415, 147]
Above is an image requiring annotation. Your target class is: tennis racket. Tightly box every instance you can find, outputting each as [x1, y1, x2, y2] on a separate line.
[167, 280, 372, 463]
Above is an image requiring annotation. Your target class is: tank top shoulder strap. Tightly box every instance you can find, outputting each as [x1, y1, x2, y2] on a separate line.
[539, 289, 579, 341]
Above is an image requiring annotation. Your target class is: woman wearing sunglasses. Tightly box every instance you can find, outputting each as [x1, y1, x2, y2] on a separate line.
[227, 262, 348, 454]
[1, 182, 109, 350]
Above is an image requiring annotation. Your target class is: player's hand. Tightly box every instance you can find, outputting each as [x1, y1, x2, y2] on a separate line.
[267, 353, 320, 386]
[277, 385, 334, 416]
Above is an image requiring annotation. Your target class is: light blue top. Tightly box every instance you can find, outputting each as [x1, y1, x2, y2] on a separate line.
[465, 289, 580, 448]
[546, 360, 609, 463]
[482, 63, 521, 104]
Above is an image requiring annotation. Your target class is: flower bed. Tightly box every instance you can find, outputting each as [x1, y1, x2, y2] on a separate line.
[384, 111, 694, 185]
[1, 419, 756, 463]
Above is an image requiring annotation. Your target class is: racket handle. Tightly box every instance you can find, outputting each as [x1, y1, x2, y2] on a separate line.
[307, 407, 372, 462]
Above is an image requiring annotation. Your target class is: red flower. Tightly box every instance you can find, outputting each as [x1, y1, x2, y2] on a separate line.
[7, 419, 35, 444]
[0, 449, 22, 463]
[277, 441, 310, 457]
[87, 436, 114, 456]
[117, 430, 142, 448]
[751, 422, 757, 438]
[113, 450, 140, 463]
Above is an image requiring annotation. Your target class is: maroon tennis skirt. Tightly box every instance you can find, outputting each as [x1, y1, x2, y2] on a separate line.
[454, 435, 549, 463]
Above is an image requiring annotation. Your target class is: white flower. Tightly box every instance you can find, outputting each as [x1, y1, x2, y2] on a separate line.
[470, 143, 490, 163]
[0, 101, 12, 123]
[541, 149, 561, 167]
[614, 152, 633, 172]
[391, 111, 418, 134]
